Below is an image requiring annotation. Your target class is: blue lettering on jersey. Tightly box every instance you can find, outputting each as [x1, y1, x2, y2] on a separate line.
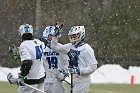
[46, 56, 58, 69]
[44, 52, 59, 56]
[35, 45, 42, 60]
[34, 41, 37, 44]
[44, 51, 59, 69]
[34, 41, 43, 60]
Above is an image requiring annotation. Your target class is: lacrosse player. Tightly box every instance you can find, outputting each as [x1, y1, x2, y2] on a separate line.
[50, 25, 98, 93]
[39, 26, 69, 93]
[7, 24, 46, 93]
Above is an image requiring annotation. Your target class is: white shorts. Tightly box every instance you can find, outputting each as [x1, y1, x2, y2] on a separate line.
[44, 81, 66, 93]
[73, 80, 91, 93]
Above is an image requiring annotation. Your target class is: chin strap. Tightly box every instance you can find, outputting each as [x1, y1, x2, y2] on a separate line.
[46, 40, 51, 49]
[75, 41, 85, 48]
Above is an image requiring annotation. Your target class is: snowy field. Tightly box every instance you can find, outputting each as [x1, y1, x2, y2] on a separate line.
[0, 64, 140, 84]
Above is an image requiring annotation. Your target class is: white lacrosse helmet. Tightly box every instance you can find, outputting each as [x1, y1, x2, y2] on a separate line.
[42, 26, 55, 38]
[18, 24, 33, 37]
[68, 26, 85, 45]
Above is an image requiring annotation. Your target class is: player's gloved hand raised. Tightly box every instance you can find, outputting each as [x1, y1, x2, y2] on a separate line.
[51, 23, 63, 38]
[68, 67, 80, 76]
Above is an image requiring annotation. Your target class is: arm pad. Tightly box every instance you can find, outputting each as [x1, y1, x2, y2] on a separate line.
[20, 60, 32, 77]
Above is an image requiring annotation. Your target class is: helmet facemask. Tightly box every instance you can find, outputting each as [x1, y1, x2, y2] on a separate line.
[68, 33, 80, 45]
[68, 26, 85, 46]
[41, 26, 55, 42]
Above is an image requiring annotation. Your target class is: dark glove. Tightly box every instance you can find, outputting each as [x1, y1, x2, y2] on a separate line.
[51, 23, 63, 37]
[54, 26, 62, 36]
[67, 49, 80, 67]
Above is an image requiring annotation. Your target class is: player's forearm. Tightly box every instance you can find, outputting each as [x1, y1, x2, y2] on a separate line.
[20, 60, 32, 76]
[51, 37, 63, 53]
[51, 37, 71, 54]
[80, 64, 97, 75]
[51, 37, 58, 47]
[51, 37, 58, 50]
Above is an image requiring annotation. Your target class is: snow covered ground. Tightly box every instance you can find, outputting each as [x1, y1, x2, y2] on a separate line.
[91, 64, 140, 84]
[0, 64, 140, 84]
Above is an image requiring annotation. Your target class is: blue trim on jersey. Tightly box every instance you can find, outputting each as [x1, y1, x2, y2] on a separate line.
[35, 46, 42, 60]
[75, 41, 85, 48]
[48, 26, 52, 35]
[34, 41, 37, 44]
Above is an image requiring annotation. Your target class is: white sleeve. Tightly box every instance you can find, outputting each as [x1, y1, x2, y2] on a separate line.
[19, 43, 32, 62]
[51, 37, 58, 47]
[80, 65, 97, 75]
[80, 45, 98, 75]
[51, 37, 71, 54]
[62, 55, 69, 73]
[41, 41, 45, 50]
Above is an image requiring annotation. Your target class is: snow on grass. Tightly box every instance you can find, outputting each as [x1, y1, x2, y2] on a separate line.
[0, 64, 140, 84]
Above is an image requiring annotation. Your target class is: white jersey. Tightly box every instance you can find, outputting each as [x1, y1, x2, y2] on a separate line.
[51, 37, 98, 82]
[42, 44, 68, 83]
[19, 39, 45, 79]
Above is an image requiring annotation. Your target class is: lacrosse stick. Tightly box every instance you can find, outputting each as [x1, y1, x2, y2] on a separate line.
[68, 65, 73, 93]
[9, 44, 18, 54]
[55, 22, 63, 29]
[24, 83, 47, 93]
[7, 72, 47, 93]
[64, 79, 71, 85]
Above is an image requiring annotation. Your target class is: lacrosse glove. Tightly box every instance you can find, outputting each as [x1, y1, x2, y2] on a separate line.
[57, 69, 69, 81]
[7, 73, 18, 84]
[51, 24, 63, 38]
[17, 73, 25, 86]
[68, 67, 80, 76]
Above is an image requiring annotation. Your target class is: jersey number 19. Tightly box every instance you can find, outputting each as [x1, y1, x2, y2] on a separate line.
[46, 57, 58, 69]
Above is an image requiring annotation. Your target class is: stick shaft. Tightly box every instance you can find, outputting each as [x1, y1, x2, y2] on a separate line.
[71, 73, 73, 93]
[64, 79, 71, 85]
[24, 83, 47, 93]
[0, 67, 46, 93]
